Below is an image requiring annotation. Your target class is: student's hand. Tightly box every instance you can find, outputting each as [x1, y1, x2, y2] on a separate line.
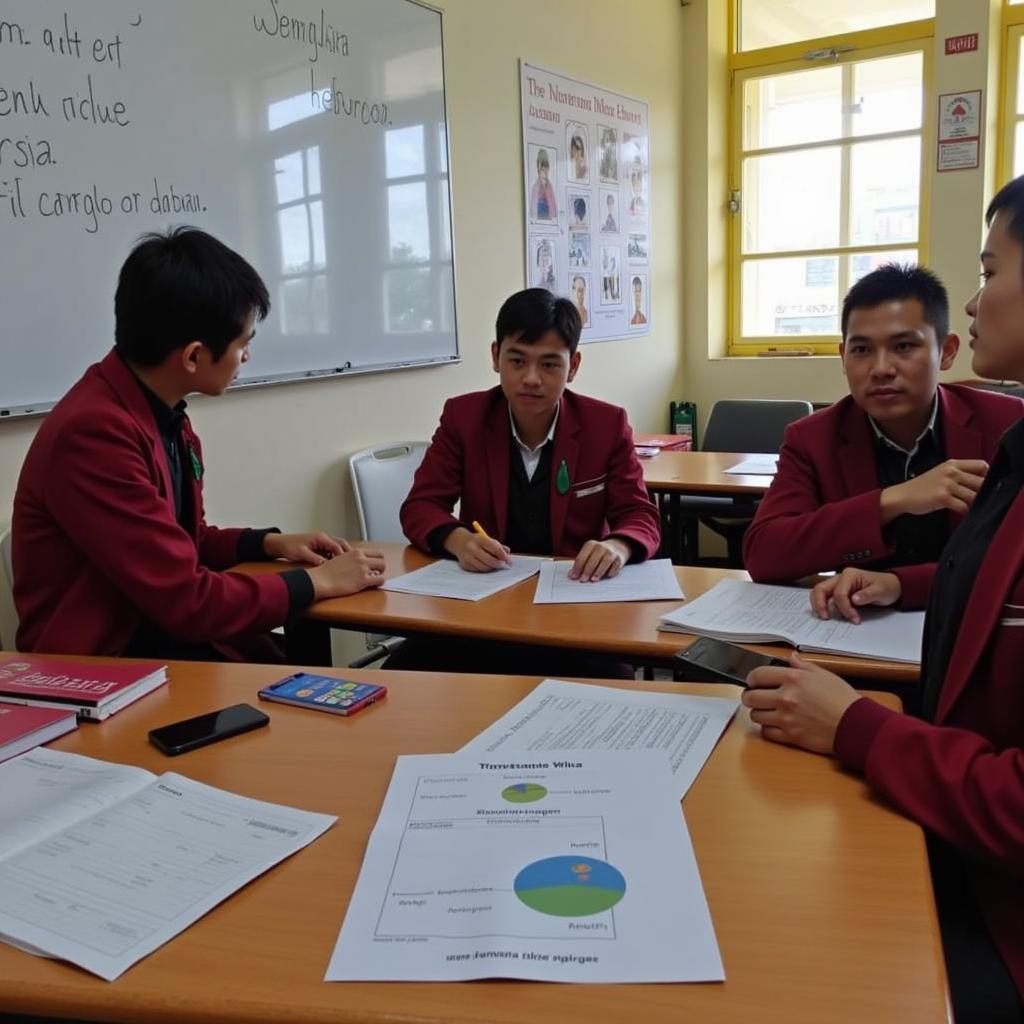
[264, 531, 351, 565]
[568, 538, 630, 581]
[443, 527, 512, 572]
[742, 652, 860, 755]
[810, 568, 902, 624]
[879, 458, 988, 523]
[307, 547, 386, 599]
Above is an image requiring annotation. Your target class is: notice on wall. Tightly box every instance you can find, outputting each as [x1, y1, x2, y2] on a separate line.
[520, 62, 651, 343]
[937, 90, 981, 172]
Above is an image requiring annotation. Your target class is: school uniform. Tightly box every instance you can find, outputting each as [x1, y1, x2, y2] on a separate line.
[12, 349, 312, 657]
[743, 384, 1024, 581]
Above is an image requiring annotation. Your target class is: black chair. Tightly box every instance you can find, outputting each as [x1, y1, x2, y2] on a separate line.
[677, 399, 813, 568]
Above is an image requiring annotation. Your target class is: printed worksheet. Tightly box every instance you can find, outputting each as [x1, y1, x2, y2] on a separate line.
[325, 750, 723, 983]
[724, 455, 779, 475]
[460, 679, 737, 799]
[0, 749, 336, 980]
[533, 558, 683, 604]
[382, 556, 545, 601]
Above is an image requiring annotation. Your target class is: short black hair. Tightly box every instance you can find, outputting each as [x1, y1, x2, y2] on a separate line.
[840, 263, 949, 342]
[987, 176, 1024, 259]
[114, 225, 270, 366]
[495, 288, 581, 355]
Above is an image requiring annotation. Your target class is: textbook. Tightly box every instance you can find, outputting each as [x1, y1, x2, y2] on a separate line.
[658, 579, 924, 664]
[0, 657, 167, 721]
[0, 748, 336, 981]
[0, 704, 77, 763]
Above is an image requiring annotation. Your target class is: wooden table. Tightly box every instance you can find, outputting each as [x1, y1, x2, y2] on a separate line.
[0, 661, 949, 1024]
[244, 544, 919, 686]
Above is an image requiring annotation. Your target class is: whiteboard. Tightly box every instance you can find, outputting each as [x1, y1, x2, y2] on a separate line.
[0, 0, 458, 417]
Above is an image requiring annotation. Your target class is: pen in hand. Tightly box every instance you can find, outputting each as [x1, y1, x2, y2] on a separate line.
[471, 520, 512, 566]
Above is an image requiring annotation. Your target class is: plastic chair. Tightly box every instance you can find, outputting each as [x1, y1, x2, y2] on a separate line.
[347, 443, 428, 666]
[679, 400, 812, 567]
[0, 525, 18, 651]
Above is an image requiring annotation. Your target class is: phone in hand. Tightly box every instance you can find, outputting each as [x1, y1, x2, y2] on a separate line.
[148, 703, 269, 756]
[674, 636, 789, 687]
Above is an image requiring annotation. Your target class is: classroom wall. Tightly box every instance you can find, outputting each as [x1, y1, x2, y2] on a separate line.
[0, 0, 687, 537]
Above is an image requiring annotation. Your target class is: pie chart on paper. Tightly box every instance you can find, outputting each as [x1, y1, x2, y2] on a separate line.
[513, 855, 626, 916]
[501, 782, 548, 803]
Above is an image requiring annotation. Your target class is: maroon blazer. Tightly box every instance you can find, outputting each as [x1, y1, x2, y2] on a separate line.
[743, 384, 1024, 582]
[12, 350, 289, 656]
[835, 498, 1024, 1000]
[401, 387, 660, 559]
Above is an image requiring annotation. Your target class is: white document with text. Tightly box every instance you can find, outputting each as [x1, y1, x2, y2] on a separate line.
[0, 749, 336, 980]
[325, 750, 723, 983]
[382, 556, 545, 601]
[533, 558, 683, 604]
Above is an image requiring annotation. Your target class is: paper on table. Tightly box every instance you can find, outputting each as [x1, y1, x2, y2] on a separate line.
[382, 556, 545, 601]
[325, 750, 723, 983]
[725, 454, 778, 475]
[460, 678, 737, 799]
[0, 749, 336, 981]
[532, 558, 683, 604]
[658, 579, 923, 664]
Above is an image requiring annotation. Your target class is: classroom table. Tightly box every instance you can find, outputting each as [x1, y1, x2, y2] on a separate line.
[242, 544, 919, 687]
[0, 659, 949, 1024]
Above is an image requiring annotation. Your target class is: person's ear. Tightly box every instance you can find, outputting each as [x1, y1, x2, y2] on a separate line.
[491, 340, 500, 373]
[180, 341, 204, 376]
[567, 351, 582, 383]
[939, 332, 960, 371]
[838, 340, 848, 376]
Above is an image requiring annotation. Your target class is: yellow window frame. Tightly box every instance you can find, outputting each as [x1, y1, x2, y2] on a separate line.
[998, 3, 1024, 184]
[727, 22, 934, 356]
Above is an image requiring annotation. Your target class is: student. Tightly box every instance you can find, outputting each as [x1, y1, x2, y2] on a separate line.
[530, 148, 557, 222]
[742, 178, 1024, 1023]
[12, 226, 386, 660]
[401, 287, 660, 581]
[743, 264, 1023, 582]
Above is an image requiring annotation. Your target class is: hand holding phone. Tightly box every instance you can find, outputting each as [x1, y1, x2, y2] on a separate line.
[674, 636, 788, 686]
[148, 703, 269, 756]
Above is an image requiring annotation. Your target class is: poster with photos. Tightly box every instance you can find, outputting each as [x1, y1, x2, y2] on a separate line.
[520, 62, 651, 342]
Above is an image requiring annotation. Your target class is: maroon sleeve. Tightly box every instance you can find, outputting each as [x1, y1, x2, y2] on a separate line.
[604, 409, 660, 560]
[891, 563, 937, 610]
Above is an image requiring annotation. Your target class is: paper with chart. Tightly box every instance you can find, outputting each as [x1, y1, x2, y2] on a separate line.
[0, 749, 336, 980]
[460, 679, 737, 799]
[325, 751, 722, 983]
[532, 558, 683, 604]
[658, 579, 924, 663]
[725, 454, 778, 475]
[382, 556, 545, 601]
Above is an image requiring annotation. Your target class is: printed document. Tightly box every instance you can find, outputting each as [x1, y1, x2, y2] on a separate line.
[725, 454, 778, 475]
[382, 556, 545, 601]
[0, 749, 336, 980]
[460, 679, 737, 799]
[325, 750, 723, 983]
[533, 558, 683, 604]
[659, 579, 924, 663]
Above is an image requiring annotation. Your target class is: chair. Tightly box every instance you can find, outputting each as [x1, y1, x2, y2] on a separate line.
[0, 526, 18, 651]
[679, 400, 812, 568]
[347, 443, 428, 666]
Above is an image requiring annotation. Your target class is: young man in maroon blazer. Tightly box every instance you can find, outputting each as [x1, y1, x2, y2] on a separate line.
[743, 264, 1023, 582]
[743, 178, 1024, 1022]
[12, 227, 385, 659]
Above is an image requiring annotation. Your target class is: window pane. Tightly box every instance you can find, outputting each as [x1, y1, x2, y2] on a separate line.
[742, 256, 839, 337]
[274, 151, 304, 205]
[743, 148, 841, 253]
[738, 0, 933, 52]
[1017, 36, 1024, 116]
[849, 137, 920, 246]
[278, 205, 311, 272]
[387, 182, 430, 261]
[743, 67, 841, 150]
[386, 267, 434, 332]
[850, 249, 917, 283]
[851, 53, 922, 136]
[1015, 122, 1024, 179]
[386, 125, 425, 178]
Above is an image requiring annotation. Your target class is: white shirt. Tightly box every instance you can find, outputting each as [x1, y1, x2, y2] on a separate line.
[509, 405, 559, 482]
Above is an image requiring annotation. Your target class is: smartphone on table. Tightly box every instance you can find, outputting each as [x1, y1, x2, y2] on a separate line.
[148, 703, 269, 756]
[257, 672, 387, 716]
[674, 636, 789, 686]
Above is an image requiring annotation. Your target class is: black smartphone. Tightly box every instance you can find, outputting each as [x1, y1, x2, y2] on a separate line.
[148, 703, 269, 756]
[674, 636, 789, 686]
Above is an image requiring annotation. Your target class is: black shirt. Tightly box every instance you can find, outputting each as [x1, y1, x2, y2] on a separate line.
[917, 418, 1024, 721]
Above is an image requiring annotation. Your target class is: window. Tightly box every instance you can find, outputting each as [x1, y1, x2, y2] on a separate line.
[1001, 2, 1024, 182]
[729, 9, 930, 354]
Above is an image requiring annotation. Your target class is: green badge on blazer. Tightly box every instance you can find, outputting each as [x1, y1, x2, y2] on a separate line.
[556, 458, 570, 495]
[188, 442, 203, 482]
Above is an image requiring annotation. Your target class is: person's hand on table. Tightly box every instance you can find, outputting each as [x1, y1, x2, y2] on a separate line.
[264, 531, 351, 565]
[741, 652, 860, 755]
[443, 527, 511, 572]
[307, 546, 386, 599]
[568, 538, 630, 581]
[810, 567, 902, 624]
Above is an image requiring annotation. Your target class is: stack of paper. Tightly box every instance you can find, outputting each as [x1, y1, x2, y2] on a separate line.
[382, 556, 545, 601]
[533, 558, 683, 604]
[725, 454, 779, 475]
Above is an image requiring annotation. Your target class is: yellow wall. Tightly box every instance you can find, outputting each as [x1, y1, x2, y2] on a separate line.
[0, 0, 687, 535]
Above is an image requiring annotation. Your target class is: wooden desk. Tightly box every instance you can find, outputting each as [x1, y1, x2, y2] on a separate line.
[244, 545, 919, 685]
[0, 661, 948, 1024]
[640, 450, 774, 497]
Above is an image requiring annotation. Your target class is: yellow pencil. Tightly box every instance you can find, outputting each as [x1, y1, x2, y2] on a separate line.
[471, 520, 491, 540]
